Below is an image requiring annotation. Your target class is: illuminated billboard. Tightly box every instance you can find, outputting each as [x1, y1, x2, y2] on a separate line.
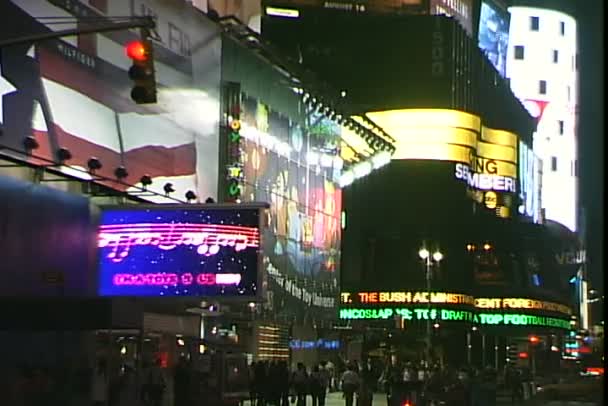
[237, 94, 342, 310]
[478, 0, 510, 77]
[97, 205, 264, 297]
[0, 1, 221, 203]
[507, 7, 578, 231]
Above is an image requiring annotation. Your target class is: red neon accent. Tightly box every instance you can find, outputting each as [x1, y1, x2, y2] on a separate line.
[518, 352, 529, 359]
[125, 41, 148, 61]
[98, 223, 260, 262]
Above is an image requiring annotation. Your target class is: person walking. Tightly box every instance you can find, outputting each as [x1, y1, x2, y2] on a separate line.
[292, 363, 309, 406]
[145, 359, 166, 406]
[173, 356, 190, 406]
[341, 363, 360, 406]
[358, 359, 374, 406]
[91, 359, 109, 406]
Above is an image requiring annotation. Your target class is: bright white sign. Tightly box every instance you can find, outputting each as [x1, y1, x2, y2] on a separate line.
[455, 163, 516, 192]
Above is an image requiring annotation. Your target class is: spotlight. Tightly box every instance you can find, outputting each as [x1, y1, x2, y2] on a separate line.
[185, 190, 197, 202]
[114, 166, 128, 180]
[23, 136, 39, 151]
[163, 182, 175, 195]
[56, 147, 72, 163]
[205, 197, 215, 204]
[87, 157, 102, 172]
[139, 175, 152, 187]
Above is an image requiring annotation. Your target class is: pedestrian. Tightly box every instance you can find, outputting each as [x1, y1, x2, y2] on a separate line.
[173, 356, 190, 406]
[509, 368, 523, 404]
[91, 359, 109, 406]
[358, 359, 374, 406]
[341, 363, 360, 406]
[382, 356, 402, 406]
[292, 363, 309, 406]
[278, 361, 291, 406]
[254, 361, 267, 406]
[145, 358, 166, 406]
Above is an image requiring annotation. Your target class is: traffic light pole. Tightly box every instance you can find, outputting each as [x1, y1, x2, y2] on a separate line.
[0, 16, 155, 48]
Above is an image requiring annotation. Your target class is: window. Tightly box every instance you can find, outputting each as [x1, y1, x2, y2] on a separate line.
[514, 45, 525, 60]
[539, 80, 547, 95]
[560, 21, 565, 36]
[558, 120, 564, 135]
[530, 16, 539, 31]
[553, 49, 559, 63]
[551, 157, 557, 172]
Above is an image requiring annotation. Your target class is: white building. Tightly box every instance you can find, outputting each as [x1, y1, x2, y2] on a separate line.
[506, 6, 578, 231]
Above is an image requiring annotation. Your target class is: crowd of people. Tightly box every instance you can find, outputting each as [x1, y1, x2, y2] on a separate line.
[248, 358, 536, 406]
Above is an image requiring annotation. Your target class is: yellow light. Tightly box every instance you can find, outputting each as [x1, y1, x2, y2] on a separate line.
[483, 243, 491, 250]
[477, 141, 517, 164]
[484, 191, 498, 209]
[366, 109, 482, 133]
[265, 6, 300, 18]
[481, 127, 518, 148]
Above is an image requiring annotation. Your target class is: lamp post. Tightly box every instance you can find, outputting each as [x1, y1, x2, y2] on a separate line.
[419, 247, 443, 367]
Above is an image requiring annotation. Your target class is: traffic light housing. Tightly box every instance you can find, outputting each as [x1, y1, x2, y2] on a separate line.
[126, 39, 156, 104]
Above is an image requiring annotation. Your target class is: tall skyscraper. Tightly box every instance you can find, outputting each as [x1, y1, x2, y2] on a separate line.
[506, 4, 578, 231]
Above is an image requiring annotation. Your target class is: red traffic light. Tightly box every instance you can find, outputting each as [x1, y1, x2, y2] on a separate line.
[125, 41, 148, 62]
[518, 352, 529, 359]
[529, 335, 540, 344]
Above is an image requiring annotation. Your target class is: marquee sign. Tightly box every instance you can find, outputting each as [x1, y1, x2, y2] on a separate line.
[97, 205, 264, 297]
[338, 307, 570, 329]
[340, 291, 474, 305]
[475, 297, 572, 316]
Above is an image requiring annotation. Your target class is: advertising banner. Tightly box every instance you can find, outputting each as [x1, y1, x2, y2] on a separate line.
[237, 93, 342, 312]
[0, 0, 221, 203]
[97, 204, 265, 298]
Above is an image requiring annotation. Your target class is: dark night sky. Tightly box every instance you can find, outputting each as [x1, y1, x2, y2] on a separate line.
[576, 1, 604, 292]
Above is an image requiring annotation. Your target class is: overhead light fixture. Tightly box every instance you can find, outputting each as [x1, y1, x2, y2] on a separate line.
[266, 6, 300, 18]
[87, 157, 102, 172]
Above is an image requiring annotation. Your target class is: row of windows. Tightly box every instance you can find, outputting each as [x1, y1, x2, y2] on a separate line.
[549, 157, 578, 176]
[529, 16, 567, 36]
[513, 46, 578, 69]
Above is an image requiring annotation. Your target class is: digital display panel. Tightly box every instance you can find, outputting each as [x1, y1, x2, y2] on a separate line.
[97, 205, 262, 297]
[478, 0, 510, 77]
[238, 94, 342, 310]
[338, 307, 570, 329]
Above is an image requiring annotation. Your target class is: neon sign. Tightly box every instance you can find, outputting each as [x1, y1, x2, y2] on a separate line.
[455, 163, 516, 192]
[338, 308, 570, 329]
[340, 291, 474, 305]
[98, 206, 262, 297]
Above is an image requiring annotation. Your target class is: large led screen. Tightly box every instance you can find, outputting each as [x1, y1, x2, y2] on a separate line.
[478, 0, 510, 77]
[238, 94, 342, 311]
[97, 205, 262, 297]
[0, 0, 221, 203]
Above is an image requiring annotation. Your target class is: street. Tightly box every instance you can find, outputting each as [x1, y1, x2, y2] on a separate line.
[243, 391, 602, 406]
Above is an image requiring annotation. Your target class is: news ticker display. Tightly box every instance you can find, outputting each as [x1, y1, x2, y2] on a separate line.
[340, 291, 572, 316]
[338, 308, 571, 330]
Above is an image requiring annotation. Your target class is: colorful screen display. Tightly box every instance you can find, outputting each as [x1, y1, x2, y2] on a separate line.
[478, 0, 510, 77]
[238, 94, 342, 310]
[97, 206, 261, 297]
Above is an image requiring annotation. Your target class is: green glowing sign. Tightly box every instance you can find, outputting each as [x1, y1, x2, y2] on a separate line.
[338, 308, 570, 329]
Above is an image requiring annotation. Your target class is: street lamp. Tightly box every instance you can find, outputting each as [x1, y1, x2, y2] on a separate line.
[419, 247, 443, 367]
